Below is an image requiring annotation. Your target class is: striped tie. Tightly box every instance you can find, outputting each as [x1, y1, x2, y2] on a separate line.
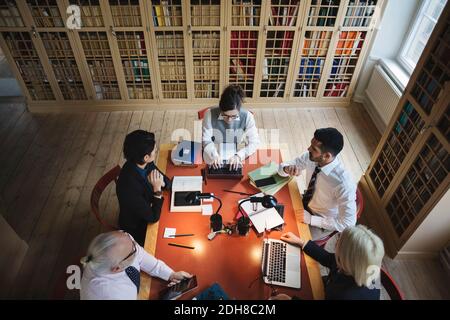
[302, 166, 321, 211]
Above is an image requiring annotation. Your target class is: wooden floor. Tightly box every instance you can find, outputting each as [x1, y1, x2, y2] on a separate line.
[0, 101, 448, 299]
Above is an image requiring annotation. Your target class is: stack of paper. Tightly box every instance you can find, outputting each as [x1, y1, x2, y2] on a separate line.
[248, 162, 292, 196]
[238, 193, 285, 234]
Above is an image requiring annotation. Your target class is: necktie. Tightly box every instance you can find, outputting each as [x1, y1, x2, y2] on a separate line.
[302, 166, 321, 211]
[125, 266, 140, 292]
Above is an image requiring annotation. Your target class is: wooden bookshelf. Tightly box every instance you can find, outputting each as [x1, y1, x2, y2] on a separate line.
[363, 2, 449, 257]
[0, 0, 386, 111]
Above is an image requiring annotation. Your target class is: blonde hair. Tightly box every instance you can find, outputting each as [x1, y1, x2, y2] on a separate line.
[80, 231, 122, 274]
[335, 225, 384, 287]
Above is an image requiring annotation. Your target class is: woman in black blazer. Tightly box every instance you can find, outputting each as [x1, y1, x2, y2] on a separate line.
[116, 130, 171, 246]
[272, 225, 384, 300]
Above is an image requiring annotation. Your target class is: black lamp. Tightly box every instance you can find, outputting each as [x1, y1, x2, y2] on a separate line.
[185, 192, 223, 231]
[238, 194, 278, 216]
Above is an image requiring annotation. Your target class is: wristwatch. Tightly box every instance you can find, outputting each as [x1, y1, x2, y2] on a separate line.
[154, 190, 163, 197]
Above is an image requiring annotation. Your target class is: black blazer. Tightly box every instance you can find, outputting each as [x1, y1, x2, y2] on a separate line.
[303, 241, 380, 300]
[116, 161, 171, 246]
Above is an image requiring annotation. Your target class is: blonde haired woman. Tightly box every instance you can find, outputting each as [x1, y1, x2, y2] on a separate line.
[274, 225, 384, 300]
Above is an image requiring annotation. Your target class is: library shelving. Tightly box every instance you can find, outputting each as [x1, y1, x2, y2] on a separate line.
[362, 1, 449, 257]
[0, 0, 386, 111]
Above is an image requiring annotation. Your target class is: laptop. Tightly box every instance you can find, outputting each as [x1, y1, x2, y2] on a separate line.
[261, 239, 301, 289]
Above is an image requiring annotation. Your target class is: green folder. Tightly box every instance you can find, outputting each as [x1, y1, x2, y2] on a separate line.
[248, 161, 292, 196]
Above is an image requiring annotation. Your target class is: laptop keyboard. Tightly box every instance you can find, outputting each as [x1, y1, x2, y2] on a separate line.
[207, 165, 242, 176]
[267, 242, 287, 283]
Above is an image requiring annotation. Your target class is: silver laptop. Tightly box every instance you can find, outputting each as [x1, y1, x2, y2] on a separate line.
[261, 239, 301, 289]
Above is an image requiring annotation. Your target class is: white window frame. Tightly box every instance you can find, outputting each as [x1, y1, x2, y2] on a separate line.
[398, 0, 445, 74]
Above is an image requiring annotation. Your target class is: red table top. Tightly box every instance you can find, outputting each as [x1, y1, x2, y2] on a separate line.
[148, 149, 313, 300]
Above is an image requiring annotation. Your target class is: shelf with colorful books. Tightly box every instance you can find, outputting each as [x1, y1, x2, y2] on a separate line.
[307, 0, 340, 27]
[231, 0, 262, 27]
[1, 31, 54, 100]
[69, 0, 104, 27]
[79, 31, 121, 99]
[40, 31, 87, 100]
[293, 30, 331, 98]
[192, 30, 220, 98]
[268, 0, 300, 27]
[229, 30, 258, 98]
[116, 31, 153, 99]
[343, 0, 378, 28]
[109, 0, 142, 27]
[260, 30, 295, 98]
[323, 31, 366, 97]
[151, 0, 183, 27]
[26, 0, 64, 28]
[155, 30, 187, 99]
[190, 0, 221, 27]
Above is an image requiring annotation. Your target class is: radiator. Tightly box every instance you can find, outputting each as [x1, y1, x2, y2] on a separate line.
[365, 64, 402, 126]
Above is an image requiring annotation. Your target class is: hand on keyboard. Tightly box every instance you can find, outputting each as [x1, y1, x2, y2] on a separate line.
[228, 155, 243, 171]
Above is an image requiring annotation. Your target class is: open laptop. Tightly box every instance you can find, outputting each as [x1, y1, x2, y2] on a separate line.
[261, 239, 301, 289]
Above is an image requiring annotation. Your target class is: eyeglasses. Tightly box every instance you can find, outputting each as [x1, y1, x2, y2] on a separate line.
[119, 232, 137, 264]
[221, 113, 240, 120]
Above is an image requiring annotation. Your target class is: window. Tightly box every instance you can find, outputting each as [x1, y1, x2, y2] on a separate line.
[399, 0, 447, 74]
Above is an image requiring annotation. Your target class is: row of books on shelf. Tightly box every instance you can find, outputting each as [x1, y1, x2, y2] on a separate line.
[16, 60, 47, 80]
[0, 8, 24, 27]
[152, 1, 182, 27]
[230, 31, 258, 56]
[260, 82, 285, 98]
[161, 83, 187, 99]
[159, 61, 186, 80]
[128, 87, 153, 99]
[268, 4, 299, 27]
[94, 84, 121, 100]
[155, 34, 184, 55]
[330, 57, 356, 76]
[336, 31, 365, 55]
[302, 31, 330, 56]
[194, 82, 219, 99]
[30, 7, 64, 27]
[78, 6, 103, 27]
[324, 82, 349, 97]
[192, 33, 220, 55]
[308, 0, 339, 27]
[59, 86, 87, 100]
[193, 60, 220, 80]
[343, 0, 376, 27]
[88, 60, 116, 79]
[297, 58, 324, 79]
[110, 4, 141, 26]
[261, 57, 290, 80]
[294, 83, 319, 98]
[118, 36, 146, 56]
[230, 58, 255, 81]
[231, 2, 261, 26]
[191, 5, 220, 26]
[123, 59, 150, 82]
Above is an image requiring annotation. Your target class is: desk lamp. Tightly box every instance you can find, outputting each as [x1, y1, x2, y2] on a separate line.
[186, 192, 223, 231]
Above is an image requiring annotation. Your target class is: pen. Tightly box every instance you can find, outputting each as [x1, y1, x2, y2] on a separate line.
[168, 243, 195, 249]
[172, 234, 194, 237]
[223, 189, 254, 196]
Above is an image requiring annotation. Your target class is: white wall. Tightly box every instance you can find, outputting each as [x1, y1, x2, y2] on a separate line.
[353, 0, 421, 100]
[398, 190, 450, 258]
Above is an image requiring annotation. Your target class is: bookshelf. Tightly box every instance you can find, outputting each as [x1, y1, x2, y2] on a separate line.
[363, 2, 449, 257]
[0, 0, 386, 111]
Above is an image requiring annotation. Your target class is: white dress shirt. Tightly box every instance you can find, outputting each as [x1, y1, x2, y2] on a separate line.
[202, 108, 260, 161]
[80, 243, 174, 300]
[278, 152, 356, 232]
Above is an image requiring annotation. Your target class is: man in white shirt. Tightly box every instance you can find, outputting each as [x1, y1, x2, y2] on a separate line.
[202, 84, 260, 170]
[278, 127, 356, 241]
[80, 231, 192, 300]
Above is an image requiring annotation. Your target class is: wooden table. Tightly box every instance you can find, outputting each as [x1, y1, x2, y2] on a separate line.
[139, 144, 324, 300]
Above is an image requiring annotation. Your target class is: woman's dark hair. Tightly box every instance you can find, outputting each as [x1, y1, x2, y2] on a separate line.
[123, 130, 155, 165]
[314, 127, 344, 157]
[219, 84, 245, 112]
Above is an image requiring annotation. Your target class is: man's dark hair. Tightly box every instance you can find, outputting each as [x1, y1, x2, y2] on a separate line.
[314, 127, 344, 157]
[219, 84, 245, 112]
[123, 130, 155, 165]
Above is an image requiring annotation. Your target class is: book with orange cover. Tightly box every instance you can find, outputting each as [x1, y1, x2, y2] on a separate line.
[336, 31, 347, 55]
[344, 31, 357, 55]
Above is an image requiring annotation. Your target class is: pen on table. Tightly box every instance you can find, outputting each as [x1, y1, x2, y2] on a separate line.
[172, 234, 194, 237]
[223, 189, 254, 196]
[168, 243, 195, 249]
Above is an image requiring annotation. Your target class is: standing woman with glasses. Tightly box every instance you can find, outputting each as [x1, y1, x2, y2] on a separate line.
[202, 84, 260, 170]
[80, 231, 192, 300]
